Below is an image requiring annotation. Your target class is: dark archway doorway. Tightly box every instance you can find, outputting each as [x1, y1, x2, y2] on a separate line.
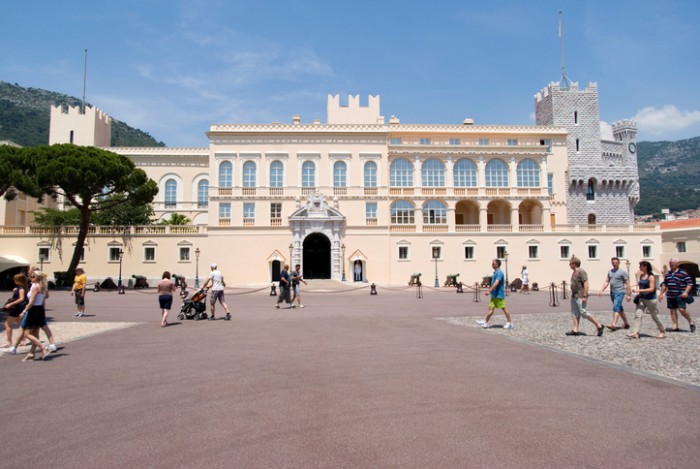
[303, 233, 331, 279]
[271, 260, 281, 282]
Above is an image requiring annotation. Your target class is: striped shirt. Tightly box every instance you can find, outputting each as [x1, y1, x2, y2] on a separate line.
[661, 268, 693, 297]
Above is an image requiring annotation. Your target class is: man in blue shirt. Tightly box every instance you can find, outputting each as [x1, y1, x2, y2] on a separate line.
[275, 264, 291, 309]
[476, 259, 513, 329]
[659, 258, 696, 332]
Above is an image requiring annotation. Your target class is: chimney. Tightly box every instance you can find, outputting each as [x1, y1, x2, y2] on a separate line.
[292, 115, 301, 125]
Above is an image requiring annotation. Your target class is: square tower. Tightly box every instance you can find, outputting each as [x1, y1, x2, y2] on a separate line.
[49, 105, 112, 147]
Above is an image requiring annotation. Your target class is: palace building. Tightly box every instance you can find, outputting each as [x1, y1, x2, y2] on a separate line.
[1, 80, 669, 288]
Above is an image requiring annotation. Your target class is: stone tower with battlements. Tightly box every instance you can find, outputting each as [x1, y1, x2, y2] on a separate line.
[49, 104, 111, 147]
[535, 82, 638, 224]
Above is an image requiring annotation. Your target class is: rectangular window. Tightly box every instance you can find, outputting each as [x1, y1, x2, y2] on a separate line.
[548, 174, 554, 195]
[365, 202, 377, 219]
[179, 247, 191, 262]
[507, 139, 518, 146]
[496, 246, 507, 259]
[144, 247, 156, 262]
[677, 241, 687, 253]
[398, 246, 409, 260]
[464, 246, 474, 260]
[219, 203, 231, 219]
[528, 246, 539, 259]
[449, 138, 460, 145]
[560, 245, 570, 259]
[38, 247, 50, 263]
[540, 139, 552, 152]
[588, 245, 598, 259]
[390, 137, 402, 145]
[420, 138, 431, 145]
[243, 203, 255, 219]
[642, 245, 652, 258]
[270, 203, 282, 219]
[478, 138, 490, 145]
[615, 246, 625, 259]
[109, 247, 122, 262]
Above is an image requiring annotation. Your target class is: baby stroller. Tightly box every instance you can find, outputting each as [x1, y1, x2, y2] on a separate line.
[177, 287, 209, 321]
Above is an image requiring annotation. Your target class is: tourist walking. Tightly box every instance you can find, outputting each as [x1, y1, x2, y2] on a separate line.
[291, 264, 307, 308]
[599, 257, 631, 330]
[519, 265, 530, 294]
[567, 257, 605, 337]
[627, 261, 665, 339]
[2, 273, 29, 348]
[70, 267, 87, 317]
[8, 271, 51, 360]
[658, 258, 696, 332]
[157, 271, 175, 327]
[202, 263, 231, 321]
[476, 259, 513, 329]
[275, 264, 291, 309]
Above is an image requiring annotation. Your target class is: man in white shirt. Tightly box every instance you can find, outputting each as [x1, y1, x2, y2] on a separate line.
[202, 263, 231, 321]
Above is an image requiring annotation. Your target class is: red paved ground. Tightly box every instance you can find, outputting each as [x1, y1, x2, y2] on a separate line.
[1, 287, 698, 468]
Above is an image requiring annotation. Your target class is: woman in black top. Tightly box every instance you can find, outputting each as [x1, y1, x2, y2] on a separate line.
[627, 261, 666, 339]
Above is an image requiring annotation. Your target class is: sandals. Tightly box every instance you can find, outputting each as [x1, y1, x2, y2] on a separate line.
[626, 332, 640, 339]
[607, 325, 621, 331]
[656, 333, 666, 339]
[22, 353, 35, 362]
[565, 330, 580, 336]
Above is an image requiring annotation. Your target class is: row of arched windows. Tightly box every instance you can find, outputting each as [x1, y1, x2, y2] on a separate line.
[215, 158, 542, 188]
[163, 179, 210, 208]
[390, 200, 448, 224]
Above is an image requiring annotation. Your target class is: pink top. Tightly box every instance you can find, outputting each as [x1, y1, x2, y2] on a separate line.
[157, 278, 175, 295]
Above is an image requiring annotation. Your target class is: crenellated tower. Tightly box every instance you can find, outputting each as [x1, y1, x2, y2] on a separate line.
[49, 104, 112, 147]
[535, 82, 638, 224]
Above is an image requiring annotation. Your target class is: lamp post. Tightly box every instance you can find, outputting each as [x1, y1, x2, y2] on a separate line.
[289, 243, 294, 265]
[433, 246, 440, 287]
[118, 248, 125, 294]
[504, 250, 509, 295]
[341, 244, 346, 281]
[194, 247, 201, 288]
[625, 259, 630, 277]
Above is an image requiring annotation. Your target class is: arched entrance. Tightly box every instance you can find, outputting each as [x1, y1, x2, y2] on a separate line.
[271, 260, 281, 282]
[303, 233, 331, 279]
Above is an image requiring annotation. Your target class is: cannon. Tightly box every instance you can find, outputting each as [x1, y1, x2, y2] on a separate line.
[131, 275, 149, 288]
[444, 273, 460, 287]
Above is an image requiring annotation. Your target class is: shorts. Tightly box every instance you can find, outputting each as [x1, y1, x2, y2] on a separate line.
[210, 290, 225, 305]
[293, 284, 300, 295]
[489, 298, 506, 310]
[666, 296, 688, 310]
[571, 297, 591, 319]
[159, 294, 173, 310]
[74, 289, 85, 306]
[610, 291, 625, 313]
[7, 305, 24, 318]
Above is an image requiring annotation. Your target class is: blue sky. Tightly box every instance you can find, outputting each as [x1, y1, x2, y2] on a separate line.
[3, 0, 700, 147]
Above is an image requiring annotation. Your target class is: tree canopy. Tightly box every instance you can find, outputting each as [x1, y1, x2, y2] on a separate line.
[20, 144, 158, 277]
[159, 213, 190, 225]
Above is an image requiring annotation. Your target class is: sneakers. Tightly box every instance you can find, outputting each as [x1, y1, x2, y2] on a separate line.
[565, 330, 580, 336]
[73, 312, 80, 317]
[475, 320, 489, 328]
[208, 316, 215, 321]
[40, 347, 50, 360]
[291, 305, 297, 309]
[74, 312, 85, 317]
[503, 323, 513, 330]
[225, 313, 232, 321]
[691, 323, 696, 333]
[48, 344, 57, 352]
[299, 305, 305, 308]
[597, 325, 605, 337]
[4, 346, 16, 355]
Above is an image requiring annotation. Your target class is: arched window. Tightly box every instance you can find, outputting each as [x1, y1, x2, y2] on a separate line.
[165, 179, 177, 208]
[421, 159, 445, 187]
[588, 213, 596, 224]
[333, 161, 347, 187]
[390, 158, 413, 187]
[242, 161, 256, 188]
[517, 159, 540, 187]
[390, 200, 415, 224]
[302, 161, 315, 188]
[586, 179, 595, 201]
[364, 161, 377, 187]
[423, 200, 447, 224]
[453, 158, 477, 187]
[197, 179, 209, 208]
[485, 159, 509, 187]
[219, 161, 232, 187]
[270, 161, 283, 188]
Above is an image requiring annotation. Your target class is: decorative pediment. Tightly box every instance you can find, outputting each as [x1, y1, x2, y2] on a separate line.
[266, 250, 286, 262]
[349, 249, 367, 262]
[289, 191, 344, 220]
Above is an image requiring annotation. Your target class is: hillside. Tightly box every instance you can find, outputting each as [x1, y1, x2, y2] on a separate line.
[0, 81, 165, 147]
[635, 137, 700, 216]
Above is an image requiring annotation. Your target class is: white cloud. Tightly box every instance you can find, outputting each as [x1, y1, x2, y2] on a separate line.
[599, 121, 613, 140]
[630, 105, 700, 136]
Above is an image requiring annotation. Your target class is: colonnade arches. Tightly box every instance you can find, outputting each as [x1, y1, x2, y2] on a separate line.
[453, 198, 545, 227]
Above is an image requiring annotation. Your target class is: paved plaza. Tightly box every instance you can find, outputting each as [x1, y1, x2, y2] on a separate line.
[1, 284, 699, 468]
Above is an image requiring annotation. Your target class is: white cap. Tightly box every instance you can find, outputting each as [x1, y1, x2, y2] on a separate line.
[210, 263, 217, 269]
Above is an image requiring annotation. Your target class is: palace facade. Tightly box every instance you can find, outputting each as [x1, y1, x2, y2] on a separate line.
[2, 81, 674, 288]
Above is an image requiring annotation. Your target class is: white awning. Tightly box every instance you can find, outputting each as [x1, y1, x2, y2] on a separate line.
[0, 255, 29, 273]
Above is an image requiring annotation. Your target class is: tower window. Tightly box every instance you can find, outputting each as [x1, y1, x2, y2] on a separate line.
[576, 138, 580, 152]
[574, 111, 578, 124]
[586, 180, 595, 201]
